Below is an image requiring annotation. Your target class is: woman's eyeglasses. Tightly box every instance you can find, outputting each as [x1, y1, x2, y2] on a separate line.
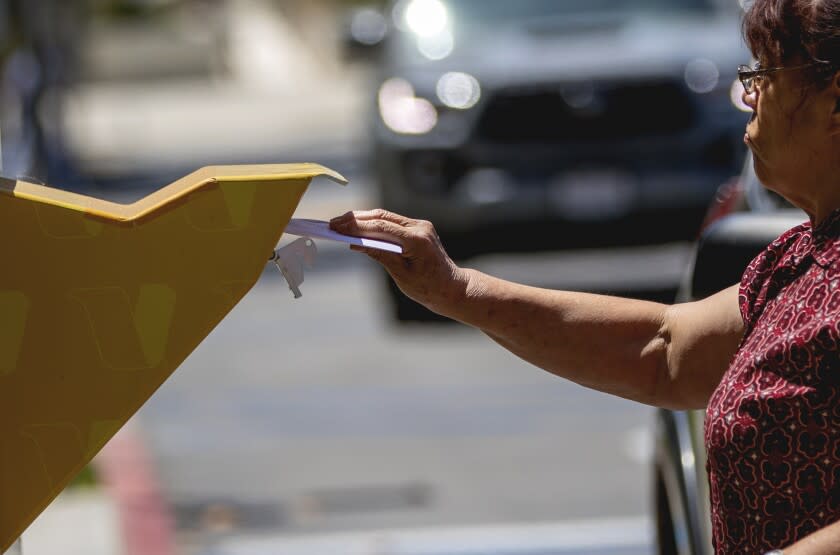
[737, 60, 832, 94]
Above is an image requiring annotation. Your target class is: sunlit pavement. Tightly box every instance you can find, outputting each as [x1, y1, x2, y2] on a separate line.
[139, 264, 659, 554]
[62, 75, 367, 181]
[62, 0, 368, 184]
[195, 517, 651, 554]
[120, 178, 692, 554]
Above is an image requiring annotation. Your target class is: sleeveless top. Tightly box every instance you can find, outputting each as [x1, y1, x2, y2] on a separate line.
[705, 208, 840, 553]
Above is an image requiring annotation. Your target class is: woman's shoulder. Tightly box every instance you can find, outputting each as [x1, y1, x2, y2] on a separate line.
[745, 220, 810, 278]
[738, 220, 811, 324]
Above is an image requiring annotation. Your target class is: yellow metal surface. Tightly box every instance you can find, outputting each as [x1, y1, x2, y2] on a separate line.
[0, 163, 346, 550]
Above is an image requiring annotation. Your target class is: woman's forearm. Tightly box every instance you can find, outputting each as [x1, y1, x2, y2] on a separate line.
[441, 268, 670, 406]
[330, 210, 741, 410]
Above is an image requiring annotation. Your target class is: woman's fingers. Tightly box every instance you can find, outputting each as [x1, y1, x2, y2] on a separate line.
[331, 210, 446, 263]
[348, 209, 414, 226]
[339, 209, 461, 313]
[331, 209, 413, 228]
[331, 213, 410, 244]
[330, 218, 406, 240]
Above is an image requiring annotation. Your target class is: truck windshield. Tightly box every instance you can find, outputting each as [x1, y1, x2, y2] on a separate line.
[443, 0, 716, 25]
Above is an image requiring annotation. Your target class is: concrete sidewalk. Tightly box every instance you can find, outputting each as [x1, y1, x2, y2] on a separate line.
[62, 73, 367, 179]
[62, 0, 369, 182]
[196, 517, 652, 555]
[17, 489, 122, 555]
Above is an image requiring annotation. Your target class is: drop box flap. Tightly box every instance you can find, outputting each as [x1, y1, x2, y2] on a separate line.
[0, 163, 346, 551]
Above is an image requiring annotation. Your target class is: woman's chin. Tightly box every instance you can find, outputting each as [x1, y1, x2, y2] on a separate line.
[752, 157, 771, 187]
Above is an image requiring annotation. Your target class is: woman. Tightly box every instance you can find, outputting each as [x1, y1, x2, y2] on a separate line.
[331, 0, 840, 552]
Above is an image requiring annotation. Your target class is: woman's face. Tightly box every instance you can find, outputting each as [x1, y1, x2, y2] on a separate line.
[742, 61, 837, 207]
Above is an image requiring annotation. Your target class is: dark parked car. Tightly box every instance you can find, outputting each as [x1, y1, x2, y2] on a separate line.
[652, 155, 805, 555]
[357, 0, 751, 319]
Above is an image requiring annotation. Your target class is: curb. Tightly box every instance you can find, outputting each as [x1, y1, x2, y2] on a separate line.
[95, 422, 178, 555]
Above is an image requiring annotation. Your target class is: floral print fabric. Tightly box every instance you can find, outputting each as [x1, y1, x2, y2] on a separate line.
[705, 209, 840, 553]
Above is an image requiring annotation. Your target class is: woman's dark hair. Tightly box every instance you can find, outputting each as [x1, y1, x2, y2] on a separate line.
[743, 0, 840, 85]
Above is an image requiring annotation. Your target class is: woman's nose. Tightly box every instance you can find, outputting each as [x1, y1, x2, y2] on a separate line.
[742, 89, 757, 110]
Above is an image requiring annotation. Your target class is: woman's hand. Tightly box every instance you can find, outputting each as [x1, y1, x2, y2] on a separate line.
[329, 209, 470, 315]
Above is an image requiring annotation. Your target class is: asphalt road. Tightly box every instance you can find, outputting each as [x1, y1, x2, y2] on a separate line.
[133, 176, 692, 554]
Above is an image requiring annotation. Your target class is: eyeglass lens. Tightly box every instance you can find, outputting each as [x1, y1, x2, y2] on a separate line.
[737, 66, 755, 93]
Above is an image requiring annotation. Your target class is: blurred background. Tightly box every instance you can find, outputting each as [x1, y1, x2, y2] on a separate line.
[6, 0, 752, 553]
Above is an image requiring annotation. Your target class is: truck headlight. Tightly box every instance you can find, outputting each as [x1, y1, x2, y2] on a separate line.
[436, 72, 481, 110]
[378, 78, 439, 135]
[404, 0, 448, 37]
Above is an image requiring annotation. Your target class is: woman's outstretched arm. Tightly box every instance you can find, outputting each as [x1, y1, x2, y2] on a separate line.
[331, 209, 744, 410]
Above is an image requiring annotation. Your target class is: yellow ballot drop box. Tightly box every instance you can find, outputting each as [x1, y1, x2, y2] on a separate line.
[0, 163, 346, 551]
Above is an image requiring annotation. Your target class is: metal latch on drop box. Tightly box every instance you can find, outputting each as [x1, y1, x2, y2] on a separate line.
[269, 219, 403, 299]
[270, 237, 316, 299]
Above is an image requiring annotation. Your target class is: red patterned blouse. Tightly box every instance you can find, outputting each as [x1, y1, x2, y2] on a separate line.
[705, 208, 840, 553]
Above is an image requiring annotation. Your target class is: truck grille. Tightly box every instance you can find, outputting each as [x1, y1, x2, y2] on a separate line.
[475, 80, 696, 144]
